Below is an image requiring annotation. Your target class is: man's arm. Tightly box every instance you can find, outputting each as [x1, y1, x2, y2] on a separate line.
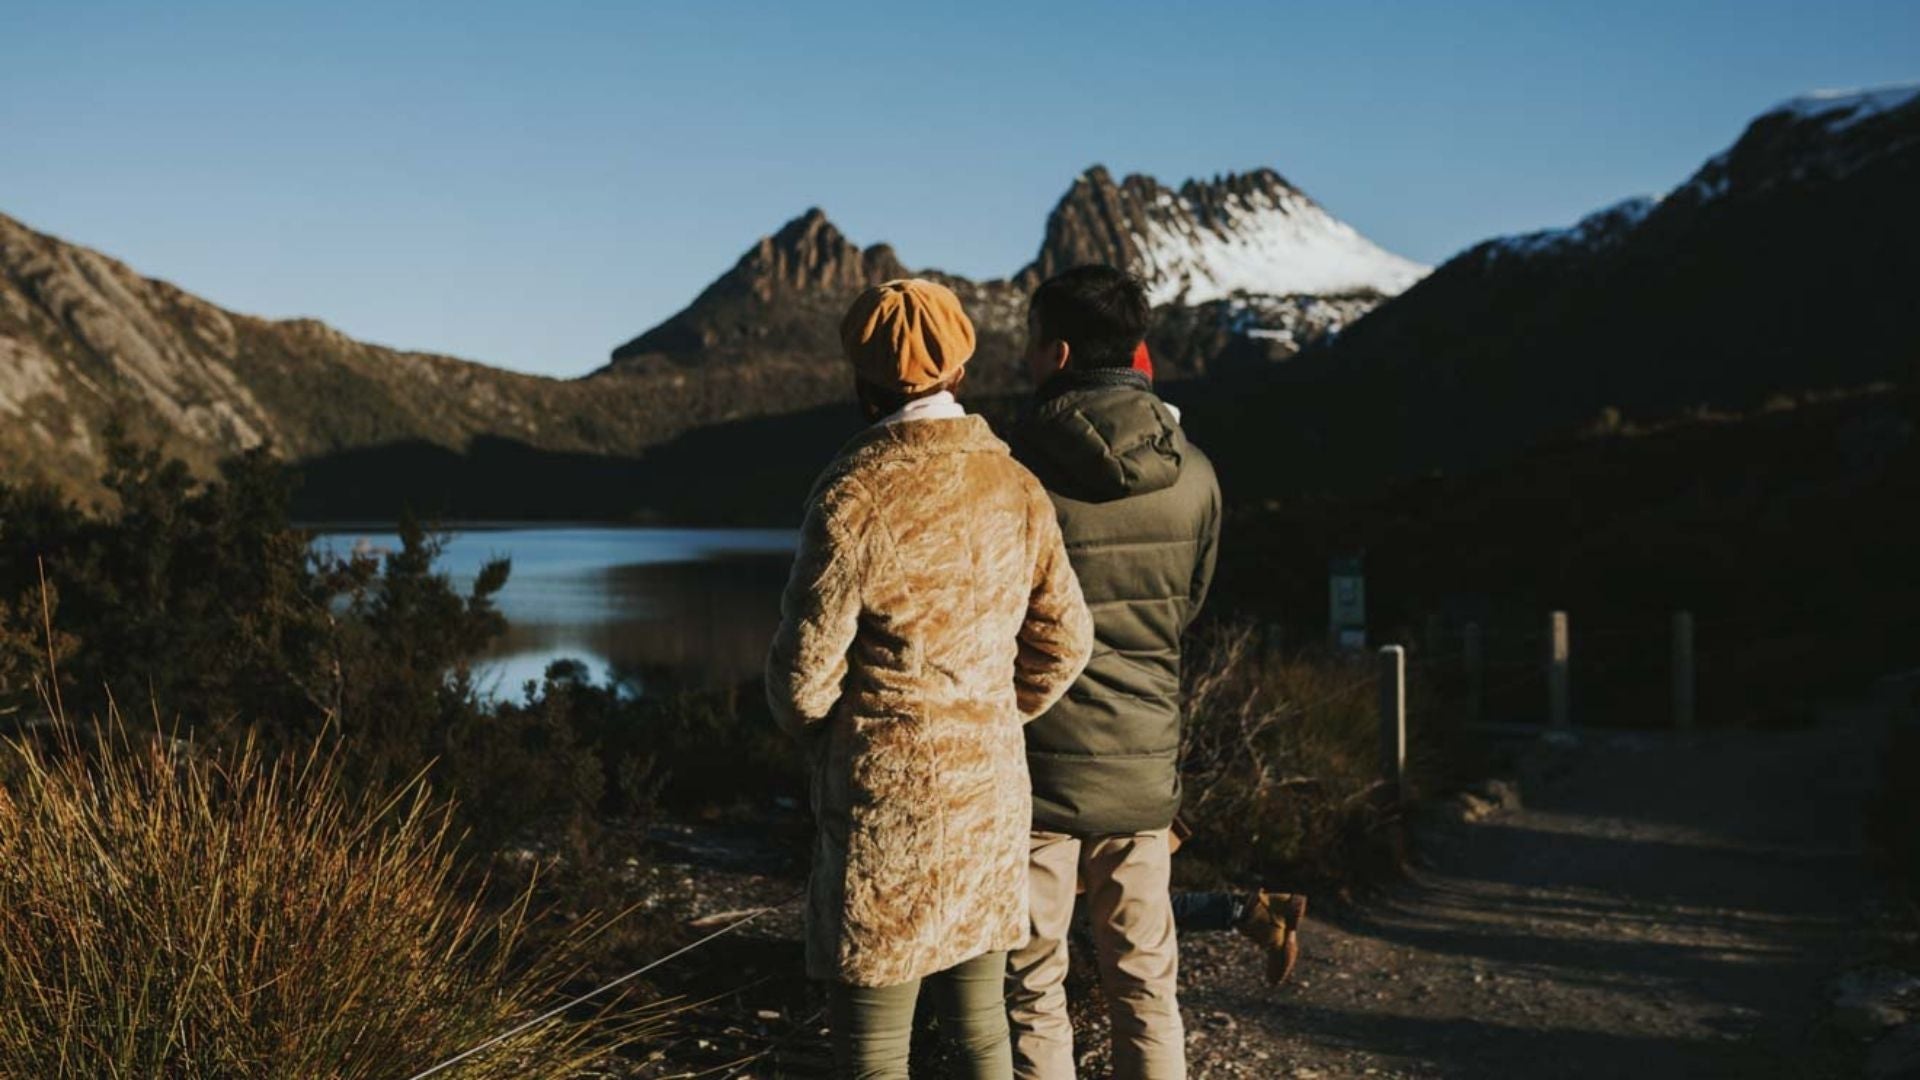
[1187, 470, 1222, 622]
[765, 483, 866, 737]
[1015, 492, 1094, 721]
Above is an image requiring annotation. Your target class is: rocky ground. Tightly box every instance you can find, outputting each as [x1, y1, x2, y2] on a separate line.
[592, 678, 1915, 1078]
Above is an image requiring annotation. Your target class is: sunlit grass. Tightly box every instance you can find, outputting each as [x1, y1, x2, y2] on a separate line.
[0, 710, 647, 1078]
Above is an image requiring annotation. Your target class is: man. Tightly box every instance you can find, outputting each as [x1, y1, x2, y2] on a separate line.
[767, 278, 1092, 1080]
[1003, 265, 1220, 1079]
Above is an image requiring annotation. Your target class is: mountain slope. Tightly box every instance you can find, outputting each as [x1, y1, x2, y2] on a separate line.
[0, 212, 595, 495]
[1190, 83, 1920, 498]
[0, 213, 866, 502]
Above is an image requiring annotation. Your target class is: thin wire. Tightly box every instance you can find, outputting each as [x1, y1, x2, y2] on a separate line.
[1279, 673, 1379, 718]
[403, 891, 800, 1080]
[709, 1005, 831, 1080]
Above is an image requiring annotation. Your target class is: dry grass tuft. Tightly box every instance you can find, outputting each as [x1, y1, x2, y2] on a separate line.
[0, 712, 645, 1079]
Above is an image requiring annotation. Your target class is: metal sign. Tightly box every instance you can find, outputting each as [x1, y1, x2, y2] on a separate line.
[1329, 554, 1366, 649]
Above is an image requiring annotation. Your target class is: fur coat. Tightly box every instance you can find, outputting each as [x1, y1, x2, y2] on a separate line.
[766, 414, 1093, 987]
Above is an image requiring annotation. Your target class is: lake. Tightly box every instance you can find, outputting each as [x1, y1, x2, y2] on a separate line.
[312, 526, 798, 698]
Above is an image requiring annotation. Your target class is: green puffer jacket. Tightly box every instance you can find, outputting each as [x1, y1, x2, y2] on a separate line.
[1011, 368, 1220, 835]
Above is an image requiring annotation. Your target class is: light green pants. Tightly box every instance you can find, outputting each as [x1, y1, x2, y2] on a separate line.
[828, 951, 1013, 1080]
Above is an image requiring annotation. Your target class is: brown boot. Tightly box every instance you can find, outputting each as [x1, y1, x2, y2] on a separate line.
[1237, 891, 1308, 985]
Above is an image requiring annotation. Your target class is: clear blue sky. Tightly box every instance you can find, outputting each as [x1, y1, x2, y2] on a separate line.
[4, 1, 1915, 377]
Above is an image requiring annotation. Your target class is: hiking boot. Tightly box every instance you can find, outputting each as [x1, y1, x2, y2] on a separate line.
[1237, 890, 1307, 985]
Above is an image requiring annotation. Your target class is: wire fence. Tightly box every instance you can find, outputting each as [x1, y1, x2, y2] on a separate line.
[1359, 603, 1813, 734]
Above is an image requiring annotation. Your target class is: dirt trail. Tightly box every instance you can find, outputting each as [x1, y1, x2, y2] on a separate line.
[1176, 694, 1909, 1079]
[630, 688, 1910, 1077]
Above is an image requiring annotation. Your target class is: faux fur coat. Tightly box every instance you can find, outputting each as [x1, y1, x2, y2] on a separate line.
[766, 414, 1094, 987]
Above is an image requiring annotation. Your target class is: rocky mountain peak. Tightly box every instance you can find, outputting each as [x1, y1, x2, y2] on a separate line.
[728, 208, 908, 303]
[1019, 164, 1426, 304]
[608, 208, 912, 367]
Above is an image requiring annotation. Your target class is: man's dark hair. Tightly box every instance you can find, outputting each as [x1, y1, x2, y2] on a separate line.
[1030, 265, 1151, 370]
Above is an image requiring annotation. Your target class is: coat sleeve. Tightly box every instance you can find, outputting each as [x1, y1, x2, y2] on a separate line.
[1015, 489, 1094, 722]
[1187, 469, 1222, 622]
[765, 481, 867, 738]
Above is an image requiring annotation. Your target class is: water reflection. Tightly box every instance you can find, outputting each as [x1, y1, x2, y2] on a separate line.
[313, 527, 798, 697]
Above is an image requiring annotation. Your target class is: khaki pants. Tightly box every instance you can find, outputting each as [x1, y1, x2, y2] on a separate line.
[1006, 829, 1185, 1079]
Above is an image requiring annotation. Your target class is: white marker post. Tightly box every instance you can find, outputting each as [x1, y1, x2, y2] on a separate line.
[1548, 611, 1571, 729]
[1379, 645, 1407, 801]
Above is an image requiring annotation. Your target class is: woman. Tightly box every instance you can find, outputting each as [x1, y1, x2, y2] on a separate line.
[766, 278, 1093, 1079]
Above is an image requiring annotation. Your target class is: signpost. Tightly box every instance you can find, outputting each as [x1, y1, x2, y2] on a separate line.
[1330, 554, 1366, 650]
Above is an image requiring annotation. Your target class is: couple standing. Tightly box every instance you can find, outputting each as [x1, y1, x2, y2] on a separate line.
[766, 265, 1217, 1079]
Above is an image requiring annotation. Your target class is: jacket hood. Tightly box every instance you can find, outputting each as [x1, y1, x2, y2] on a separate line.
[1019, 374, 1185, 503]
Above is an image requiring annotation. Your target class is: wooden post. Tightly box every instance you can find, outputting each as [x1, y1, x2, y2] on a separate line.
[1672, 610, 1695, 730]
[1463, 621, 1484, 725]
[1379, 645, 1407, 800]
[1547, 611, 1571, 728]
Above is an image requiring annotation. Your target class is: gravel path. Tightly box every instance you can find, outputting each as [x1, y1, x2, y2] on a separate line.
[1172, 698, 1907, 1079]
[625, 688, 1910, 1077]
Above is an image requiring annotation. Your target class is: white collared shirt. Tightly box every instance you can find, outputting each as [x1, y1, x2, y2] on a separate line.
[876, 389, 965, 427]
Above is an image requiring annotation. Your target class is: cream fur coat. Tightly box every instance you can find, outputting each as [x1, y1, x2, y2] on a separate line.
[766, 414, 1093, 987]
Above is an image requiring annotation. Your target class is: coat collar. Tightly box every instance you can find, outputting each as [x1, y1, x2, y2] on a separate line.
[1035, 366, 1152, 406]
[828, 413, 1008, 475]
[874, 389, 965, 427]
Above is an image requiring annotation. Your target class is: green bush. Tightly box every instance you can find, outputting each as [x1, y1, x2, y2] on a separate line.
[0, 431, 610, 856]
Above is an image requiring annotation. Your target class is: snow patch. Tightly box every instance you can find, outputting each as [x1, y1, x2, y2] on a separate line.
[1213, 293, 1376, 357]
[1487, 196, 1659, 261]
[1674, 151, 1732, 205]
[1130, 185, 1429, 305]
[1773, 84, 1920, 133]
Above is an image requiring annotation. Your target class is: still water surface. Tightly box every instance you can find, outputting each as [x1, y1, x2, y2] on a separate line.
[313, 526, 798, 697]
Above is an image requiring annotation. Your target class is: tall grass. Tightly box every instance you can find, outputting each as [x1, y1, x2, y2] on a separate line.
[0, 713, 643, 1079]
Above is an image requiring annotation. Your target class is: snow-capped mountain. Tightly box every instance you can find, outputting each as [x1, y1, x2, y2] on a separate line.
[1019, 166, 1428, 304]
[603, 164, 1431, 388]
[1479, 83, 1920, 265]
[1203, 81, 1920, 493]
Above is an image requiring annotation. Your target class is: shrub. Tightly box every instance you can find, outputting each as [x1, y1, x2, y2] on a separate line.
[0, 433, 611, 858]
[0, 715, 643, 1079]
[1177, 624, 1433, 891]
